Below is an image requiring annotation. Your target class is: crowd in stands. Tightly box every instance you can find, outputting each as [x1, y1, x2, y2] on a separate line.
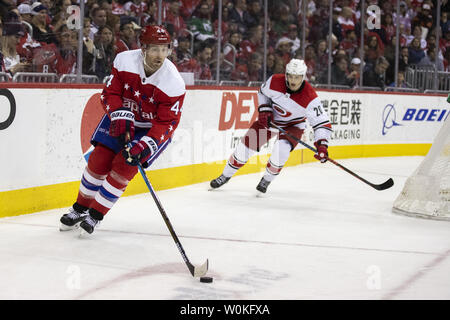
[0, 0, 449, 88]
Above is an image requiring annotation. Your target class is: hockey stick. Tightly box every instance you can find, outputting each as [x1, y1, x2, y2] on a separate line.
[136, 162, 209, 277]
[271, 123, 394, 191]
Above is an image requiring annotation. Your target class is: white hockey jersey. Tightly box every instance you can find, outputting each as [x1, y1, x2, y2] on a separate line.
[258, 74, 332, 142]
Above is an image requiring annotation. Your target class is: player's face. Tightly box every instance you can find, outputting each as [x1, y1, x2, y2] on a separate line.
[286, 74, 304, 91]
[143, 44, 170, 73]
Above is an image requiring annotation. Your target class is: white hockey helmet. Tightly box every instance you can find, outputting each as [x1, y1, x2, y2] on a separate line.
[285, 58, 307, 76]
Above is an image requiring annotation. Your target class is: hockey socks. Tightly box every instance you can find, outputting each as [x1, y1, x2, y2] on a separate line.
[76, 145, 114, 208]
[262, 139, 291, 182]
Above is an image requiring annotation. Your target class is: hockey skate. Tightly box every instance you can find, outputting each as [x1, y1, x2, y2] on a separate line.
[60, 204, 88, 231]
[209, 174, 230, 190]
[256, 177, 271, 196]
[79, 209, 103, 235]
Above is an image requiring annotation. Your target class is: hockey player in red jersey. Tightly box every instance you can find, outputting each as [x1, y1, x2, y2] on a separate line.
[60, 25, 186, 234]
[210, 58, 332, 194]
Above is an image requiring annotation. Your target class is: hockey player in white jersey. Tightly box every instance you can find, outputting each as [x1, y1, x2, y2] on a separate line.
[210, 59, 332, 194]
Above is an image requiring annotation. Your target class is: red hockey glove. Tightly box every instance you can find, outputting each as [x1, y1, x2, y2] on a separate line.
[257, 104, 273, 128]
[109, 108, 135, 146]
[314, 139, 328, 163]
[122, 136, 158, 168]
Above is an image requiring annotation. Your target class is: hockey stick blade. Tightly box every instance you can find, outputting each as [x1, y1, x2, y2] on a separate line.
[371, 177, 394, 191]
[271, 123, 394, 191]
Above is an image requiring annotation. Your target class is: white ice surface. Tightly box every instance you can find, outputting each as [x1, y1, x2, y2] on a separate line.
[1, 156, 449, 300]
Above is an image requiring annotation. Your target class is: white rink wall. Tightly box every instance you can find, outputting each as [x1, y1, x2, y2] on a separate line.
[0, 85, 448, 216]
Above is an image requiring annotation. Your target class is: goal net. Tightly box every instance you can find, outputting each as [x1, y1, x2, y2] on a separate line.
[393, 118, 450, 220]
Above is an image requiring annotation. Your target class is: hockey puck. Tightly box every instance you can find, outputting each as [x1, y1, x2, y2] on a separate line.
[200, 276, 213, 283]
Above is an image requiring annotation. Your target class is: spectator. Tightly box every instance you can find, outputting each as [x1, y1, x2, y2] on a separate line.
[16, 4, 40, 63]
[286, 24, 300, 55]
[177, 35, 193, 63]
[115, 17, 140, 54]
[82, 17, 96, 75]
[426, 34, 445, 60]
[272, 4, 295, 38]
[444, 49, 450, 71]
[397, 23, 411, 48]
[18, 3, 33, 24]
[111, 0, 127, 16]
[54, 24, 78, 76]
[308, 1, 329, 42]
[315, 38, 329, 84]
[165, 0, 187, 37]
[193, 41, 213, 79]
[330, 56, 351, 86]
[388, 70, 409, 88]
[245, 0, 262, 28]
[178, 41, 213, 79]
[1, 20, 29, 76]
[441, 11, 450, 36]
[418, 45, 445, 71]
[440, 30, 450, 55]
[399, 46, 410, 71]
[265, 52, 276, 77]
[30, 2, 57, 45]
[393, 1, 413, 32]
[124, 0, 148, 17]
[52, 0, 73, 33]
[363, 56, 390, 89]
[140, 0, 157, 26]
[213, 3, 231, 43]
[347, 57, 361, 87]
[89, 7, 108, 41]
[410, 25, 427, 49]
[272, 53, 286, 74]
[188, 2, 215, 42]
[93, 25, 116, 80]
[303, 44, 316, 83]
[231, 51, 263, 81]
[275, 36, 294, 65]
[180, 0, 202, 20]
[337, 6, 355, 38]
[99, 1, 117, 31]
[240, 24, 263, 60]
[412, 3, 434, 33]
[365, 35, 384, 66]
[223, 30, 242, 66]
[381, 13, 396, 45]
[228, 0, 251, 34]
[0, 0, 15, 20]
[408, 37, 425, 65]
[339, 29, 358, 59]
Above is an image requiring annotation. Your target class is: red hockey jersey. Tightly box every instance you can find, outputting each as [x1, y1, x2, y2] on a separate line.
[101, 49, 186, 145]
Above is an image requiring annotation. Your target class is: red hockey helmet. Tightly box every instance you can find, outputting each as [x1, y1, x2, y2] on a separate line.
[139, 25, 171, 47]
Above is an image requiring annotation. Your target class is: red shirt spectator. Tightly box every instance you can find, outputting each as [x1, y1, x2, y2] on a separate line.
[165, 0, 187, 37]
[180, 0, 202, 19]
[337, 7, 355, 35]
[382, 13, 396, 45]
[178, 42, 212, 80]
[240, 25, 263, 60]
[231, 52, 263, 82]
